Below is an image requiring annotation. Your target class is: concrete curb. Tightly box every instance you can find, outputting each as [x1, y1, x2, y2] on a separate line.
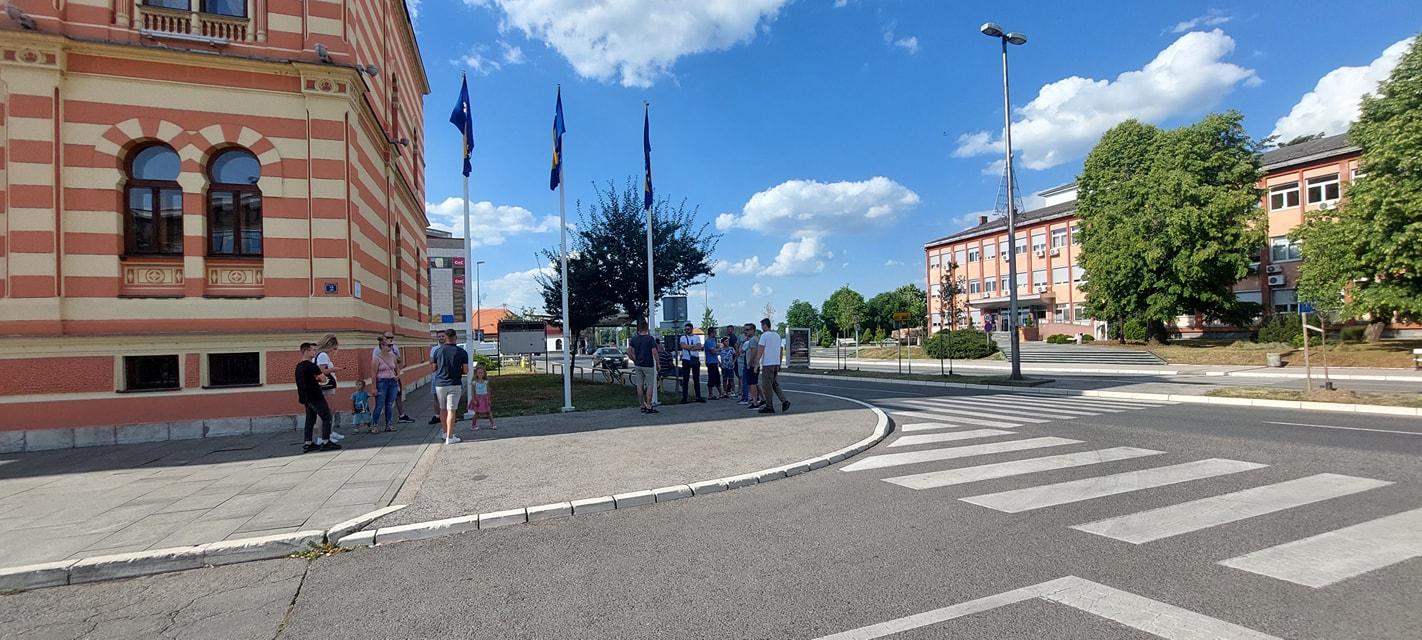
[335, 390, 893, 551]
[0, 506, 409, 592]
[781, 372, 1422, 420]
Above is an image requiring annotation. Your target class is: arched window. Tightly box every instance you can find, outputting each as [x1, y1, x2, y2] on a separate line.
[125, 144, 184, 256]
[208, 148, 262, 257]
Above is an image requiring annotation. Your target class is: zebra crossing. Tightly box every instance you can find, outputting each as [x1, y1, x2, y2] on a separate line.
[843, 391, 1422, 592]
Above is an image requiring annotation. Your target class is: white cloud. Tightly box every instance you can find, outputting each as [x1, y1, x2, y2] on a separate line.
[716, 176, 920, 237]
[471, 0, 788, 87]
[406, 0, 422, 21]
[1269, 38, 1411, 141]
[723, 299, 748, 309]
[751, 283, 773, 297]
[884, 259, 904, 267]
[953, 30, 1259, 171]
[483, 266, 554, 310]
[761, 237, 828, 277]
[894, 36, 919, 55]
[713, 256, 763, 275]
[833, 0, 848, 7]
[457, 40, 527, 75]
[1169, 10, 1231, 34]
[425, 197, 560, 248]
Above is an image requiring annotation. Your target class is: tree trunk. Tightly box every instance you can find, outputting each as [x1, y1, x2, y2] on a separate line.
[1146, 319, 1171, 345]
[1365, 321, 1386, 343]
[1116, 318, 1126, 345]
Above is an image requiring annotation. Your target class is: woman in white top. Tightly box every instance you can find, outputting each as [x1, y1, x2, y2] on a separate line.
[312, 334, 345, 441]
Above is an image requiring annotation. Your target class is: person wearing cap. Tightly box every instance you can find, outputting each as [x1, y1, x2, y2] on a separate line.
[677, 322, 706, 403]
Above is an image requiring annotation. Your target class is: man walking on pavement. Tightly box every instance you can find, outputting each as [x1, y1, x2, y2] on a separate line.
[296, 342, 340, 452]
[427, 331, 447, 425]
[678, 322, 706, 403]
[629, 321, 660, 413]
[432, 329, 469, 445]
[757, 317, 790, 414]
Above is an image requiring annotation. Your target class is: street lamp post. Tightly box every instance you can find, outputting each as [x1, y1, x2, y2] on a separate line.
[981, 21, 1028, 381]
[475, 260, 485, 343]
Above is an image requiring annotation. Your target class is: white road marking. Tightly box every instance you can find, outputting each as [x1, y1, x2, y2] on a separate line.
[885, 403, 1050, 424]
[900, 422, 995, 432]
[813, 575, 1279, 640]
[893, 410, 1028, 429]
[1265, 421, 1422, 437]
[1073, 473, 1392, 544]
[888, 429, 1017, 448]
[960, 458, 1267, 513]
[882, 447, 1165, 490]
[1000, 395, 1171, 410]
[839, 437, 1082, 473]
[1220, 506, 1422, 587]
[938, 396, 1101, 417]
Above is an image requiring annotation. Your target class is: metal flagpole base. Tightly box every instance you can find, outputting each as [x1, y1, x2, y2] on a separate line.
[560, 406, 576, 413]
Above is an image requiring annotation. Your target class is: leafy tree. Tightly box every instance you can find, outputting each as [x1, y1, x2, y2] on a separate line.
[762, 302, 777, 324]
[785, 299, 821, 334]
[503, 306, 543, 321]
[821, 285, 866, 340]
[1294, 36, 1422, 335]
[1077, 112, 1264, 343]
[938, 263, 966, 330]
[700, 307, 717, 335]
[895, 283, 929, 332]
[539, 178, 719, 329]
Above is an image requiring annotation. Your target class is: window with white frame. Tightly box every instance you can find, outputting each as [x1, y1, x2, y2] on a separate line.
[954, 249, 966, 266]
[1032, 269, 1046, 291]
[984, 278, 997, 293]
[1030, 232, 1046, 254]
[1000, 275, 1011, 292]
[1054, 304, 1069, 323]
[930, 283, 941, 298]
[1269, 182, 1300, 210]
[1306, 174, 1340, 204]
[967, 247, 980, 262]
[984, 242, 996, 260]
[1072, 303, 1086, 321]
[997, 238, 1008, 257]
[1270, 235, 1302, 262]
[1236, 290, 1262, 304]
[1070, 223, 1081, 244]
[1053, 266, 1069, 284]
[1051, 228, 1067, 248]
[968, 279, 981, 294]
[1273, 288, 1298, 314]
[929, 253, 940, 267]
[1014, 236, 1027, 255]
[1072, 265, 1085, 282]
[931, 312, 942, 327]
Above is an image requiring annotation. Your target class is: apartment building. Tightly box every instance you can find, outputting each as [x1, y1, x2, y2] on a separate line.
[0, 0, 431, 447]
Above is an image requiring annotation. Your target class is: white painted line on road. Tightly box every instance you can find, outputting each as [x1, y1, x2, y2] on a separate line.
[894, 410, 1028, 429]
[840, 437, 1081, 473]
[812, 575, 1279, 640]
[901, 421, 997, 432]
[888, 429, 1016, 448]
[882, 447, 1165, 490]
[1220, 506, 1422, 588]
[961, 459, 1267, 513]
[1074, 473, 1392, 544]
[886, 403, 1049, 424]
[890, 398, 1055, 422]
[1265, 421, 1422, 437]
[1002, 394, 1171, 410]
[937, 395, 1100, 417]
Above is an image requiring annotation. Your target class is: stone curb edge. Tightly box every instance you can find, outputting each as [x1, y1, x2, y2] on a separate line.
[0, 505, 409, 592]
[332, 390, 893, 550]
[781, 372, 1422, 420]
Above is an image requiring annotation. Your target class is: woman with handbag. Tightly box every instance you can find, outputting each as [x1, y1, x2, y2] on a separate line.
[313, 334, 345, 441]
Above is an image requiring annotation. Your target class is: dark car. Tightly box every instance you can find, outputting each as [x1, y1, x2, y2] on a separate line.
[592, 347, 628, 369]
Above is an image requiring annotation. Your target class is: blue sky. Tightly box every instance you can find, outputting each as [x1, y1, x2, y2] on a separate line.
[411, 0, 1420, 325]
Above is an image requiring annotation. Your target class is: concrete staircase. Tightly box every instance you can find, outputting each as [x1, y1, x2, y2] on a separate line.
[990, 332, 1167, 366]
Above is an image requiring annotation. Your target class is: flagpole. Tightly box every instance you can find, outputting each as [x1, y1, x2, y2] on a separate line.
[558, 87, 574, 412]
[644, 101, 658, 406]
[460, 72, 476, 405]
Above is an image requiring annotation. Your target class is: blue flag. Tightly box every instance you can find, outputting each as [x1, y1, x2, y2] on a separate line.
[449, 76, 474, 177]
[643, 105, 653, 210]
[550, 87, 566, 190]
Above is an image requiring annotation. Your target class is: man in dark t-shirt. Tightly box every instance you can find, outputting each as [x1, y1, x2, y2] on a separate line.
[628, 321, 660, 413]
[432, 329, 470, 445]
[295, 342, 339, 452]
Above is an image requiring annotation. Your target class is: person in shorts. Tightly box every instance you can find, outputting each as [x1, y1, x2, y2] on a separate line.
[741, 323, 761, 408]
[628, 321, 660, 414]
[432, 329, 469, 445]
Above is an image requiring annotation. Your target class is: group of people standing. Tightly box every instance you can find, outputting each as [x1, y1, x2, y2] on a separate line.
[625, 318, 789, 415]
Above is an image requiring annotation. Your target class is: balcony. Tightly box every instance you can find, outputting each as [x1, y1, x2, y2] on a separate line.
[135, 2, 254, 45]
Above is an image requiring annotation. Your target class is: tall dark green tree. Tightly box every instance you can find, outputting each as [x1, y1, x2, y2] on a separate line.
[538, 178, 719, 333]
[1077, 112, 1264, 343]
[785, 299, 821, 334]
[1294, 36, 1422, 335]
[821, 286, 866, 340]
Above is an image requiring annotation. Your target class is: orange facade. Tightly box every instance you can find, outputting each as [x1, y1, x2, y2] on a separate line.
[924, 136, 1363, 339]
[0, 0, 432, 439]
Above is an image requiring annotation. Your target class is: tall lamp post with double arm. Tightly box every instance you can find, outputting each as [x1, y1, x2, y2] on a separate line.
[980, 21, 1027, 381]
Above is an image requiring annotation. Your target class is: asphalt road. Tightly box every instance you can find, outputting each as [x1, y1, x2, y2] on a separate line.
[4, 376, 1420, 639]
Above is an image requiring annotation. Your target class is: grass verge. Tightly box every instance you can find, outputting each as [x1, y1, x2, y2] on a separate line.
[482, 372, 641, 416]
[798, 368, 1051, 387]
[1097, 339, 1421, 368]
[1204, 387, 1422, 408]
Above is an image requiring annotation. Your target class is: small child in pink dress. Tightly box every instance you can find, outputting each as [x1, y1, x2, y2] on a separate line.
[467, 365, 497, 431]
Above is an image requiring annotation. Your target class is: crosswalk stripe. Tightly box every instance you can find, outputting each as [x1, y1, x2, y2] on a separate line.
[840, 437, 1082, 473]
[936, 396, 1100, 417]
[894, 410, 1028, 429]
[1073, 473, 1392, 544]
[1219, 506, 1422, 588]
[999, 395, 1167, 410]
[888, 400, 1053, 423]
[888, 429, 1017, 448]
[978, 396, 1129, 413]
[900, 422, 993, 432]
[960, 458, 1267, 513]
[882, 447, 1166, 490]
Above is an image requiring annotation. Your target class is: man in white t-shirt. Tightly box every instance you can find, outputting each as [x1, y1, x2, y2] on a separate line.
[677, 322, 706, 403]
[755, 317, 789, 414]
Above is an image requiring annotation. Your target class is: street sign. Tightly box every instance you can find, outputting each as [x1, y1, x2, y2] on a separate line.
[892, 311, 912, 322]
[1299, 303, 1314, 313]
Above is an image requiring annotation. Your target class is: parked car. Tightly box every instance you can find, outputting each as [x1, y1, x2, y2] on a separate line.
[592, 347, 628, 369]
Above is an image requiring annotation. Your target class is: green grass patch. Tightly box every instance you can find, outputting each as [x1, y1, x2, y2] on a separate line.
[290, 542, 349, 561]
[1205, 387, 1422, 408]
[482, 372, 641, 416]
[799, 368, 1051, 387]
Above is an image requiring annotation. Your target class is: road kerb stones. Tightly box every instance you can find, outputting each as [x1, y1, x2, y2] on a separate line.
[325, 504, 408, 543]
[571, 496, 616, 515]
[202, 530, 325, 566]
[612, 490, 656, 509]
[652, 485, 694, 502]
[69, 546, 207, 585]
[526, 502, 573, 522]
[478, 509, 528, 529]
[0, 560, 76, 591]
[376, 514, 480, 544]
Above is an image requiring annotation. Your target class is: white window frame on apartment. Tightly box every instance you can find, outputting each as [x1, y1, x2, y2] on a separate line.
[984, 242, 997, 260]
[1070, 223, 1081, 245]
[1054, 303, 1069, 323]
[1273, 288, 1299, 314]
[929, 253, 940, 267]
[1052, 266, 1069, 284]
[969, 279, 981, 294]
[1306, 173, 1340, 205]
[930, 283, 941, 298]
[1269, 182, 1300, 210]
[984, 278, 997, 293]
[1031, 268, 1046, 291]
[954, 249, 967, 266]
[1050, 228, 1068, 249]
[1072, 265, 1085, 282]
[967, 247, 980, 262]
[1030, 232, 1047, 254]
[1072, 303, 1086, 321]
[1269, 235, 1302, 262]
[1000, 275, 1011, 292]
[1014, 236, 1028, 255]
[997, 238, 1008, 257]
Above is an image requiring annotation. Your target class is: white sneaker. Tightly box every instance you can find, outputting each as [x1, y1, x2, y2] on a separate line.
[444, 435, 462, 445]
[330, 431, 346, 441]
